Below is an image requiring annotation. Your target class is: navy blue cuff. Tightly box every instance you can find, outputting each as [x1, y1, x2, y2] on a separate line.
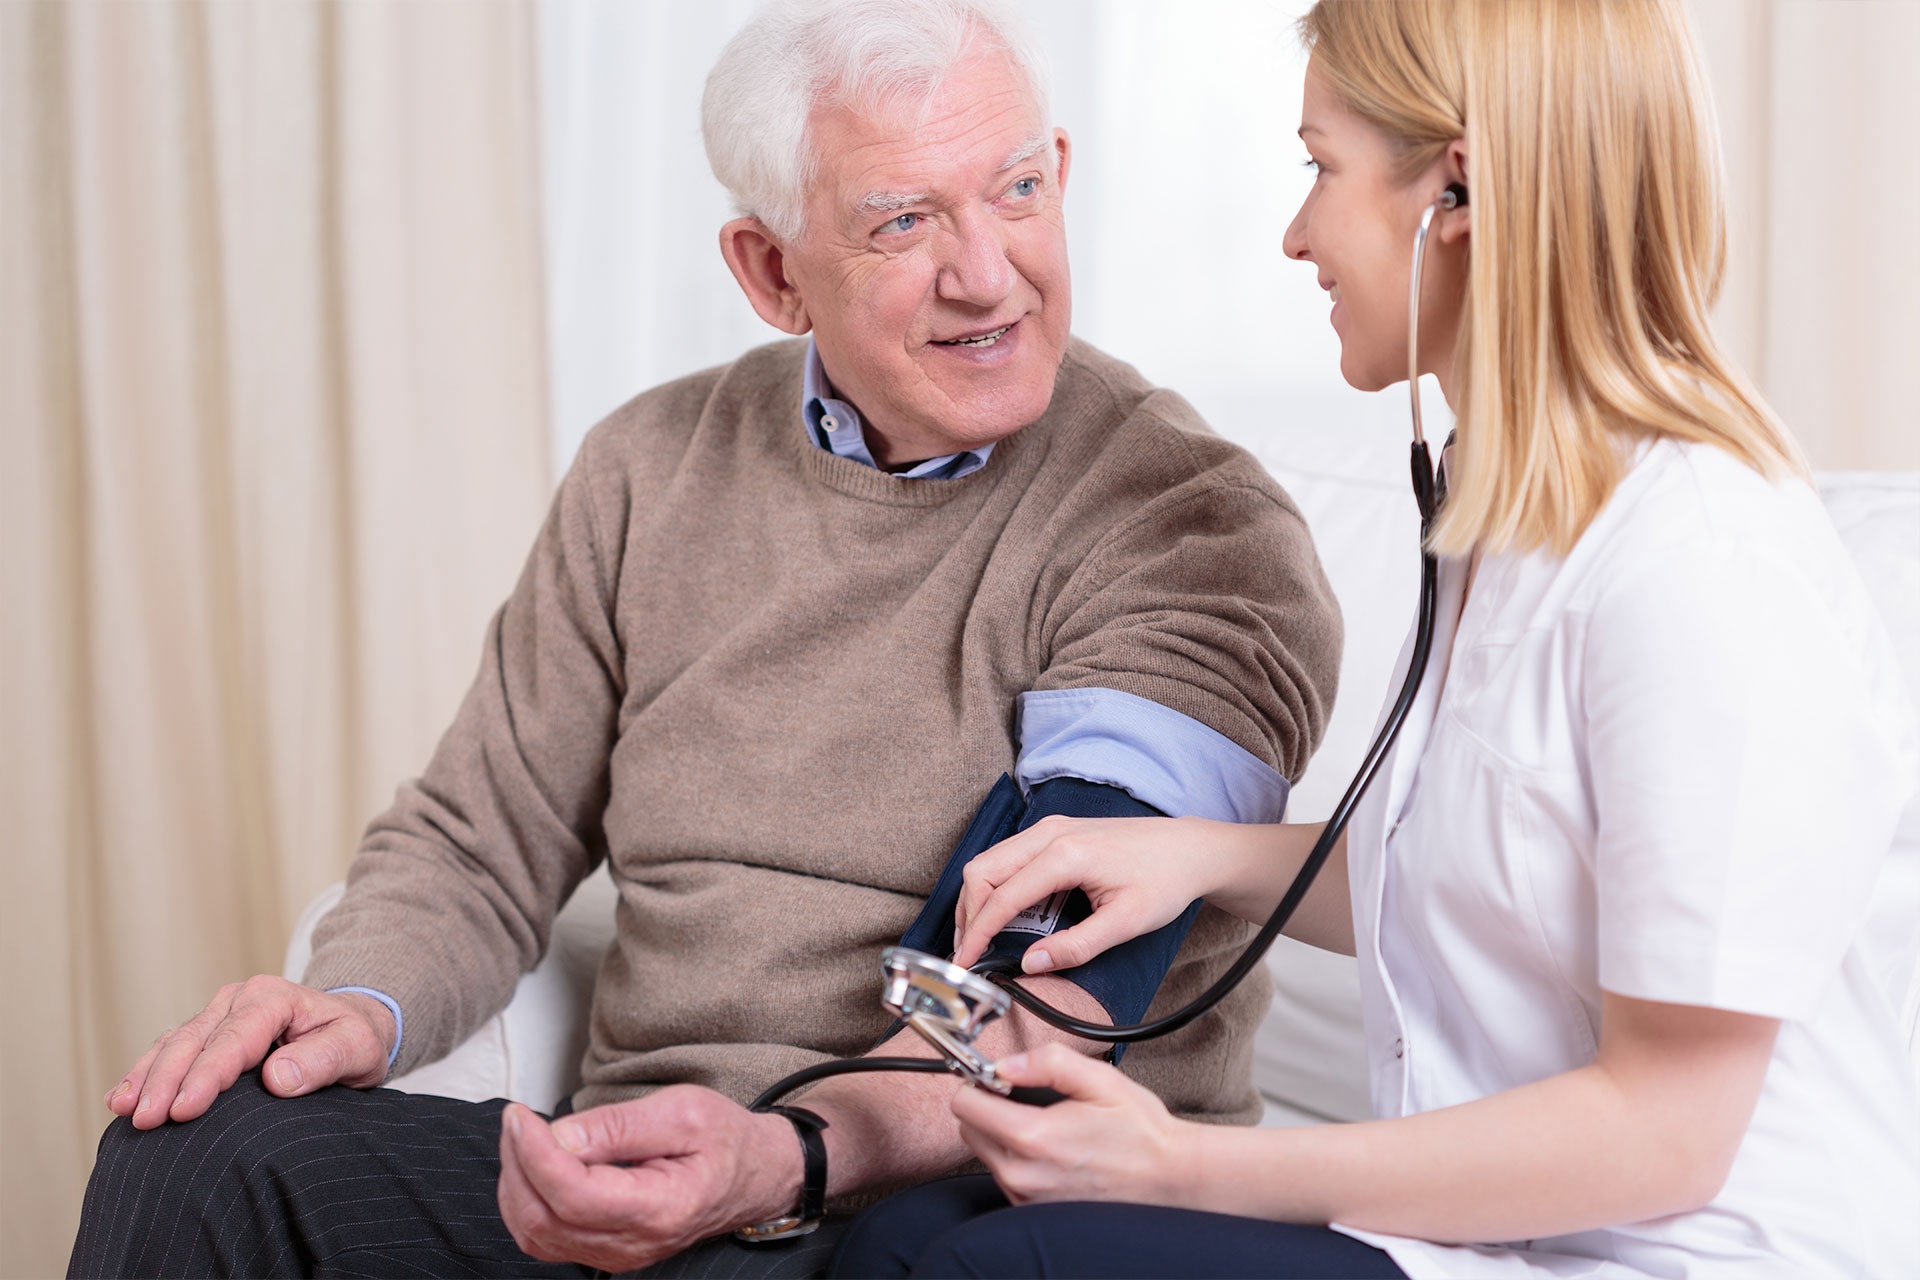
[897, 775, 1202, 1062]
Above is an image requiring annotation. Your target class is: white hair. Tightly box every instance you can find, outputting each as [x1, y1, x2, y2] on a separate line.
[701, 0, 1053, 243]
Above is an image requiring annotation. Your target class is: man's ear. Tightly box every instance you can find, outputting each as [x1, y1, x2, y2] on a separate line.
[1052, 127, 1072, 199]
[719, 218, 811, 334]
[1438, 138, 1471, 244]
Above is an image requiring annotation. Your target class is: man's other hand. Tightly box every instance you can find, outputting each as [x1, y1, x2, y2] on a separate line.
[497, 1088, 804, 1272]
[104, 978, 396, 1129]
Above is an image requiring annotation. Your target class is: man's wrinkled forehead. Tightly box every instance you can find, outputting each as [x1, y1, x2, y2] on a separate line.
[805, 53, 1048, 225]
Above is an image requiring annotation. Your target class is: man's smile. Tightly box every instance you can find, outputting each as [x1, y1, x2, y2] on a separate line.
[936, 324, 1013, 348]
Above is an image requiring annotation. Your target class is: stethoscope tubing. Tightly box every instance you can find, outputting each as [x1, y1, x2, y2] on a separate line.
[749, 1057, 948, 1112]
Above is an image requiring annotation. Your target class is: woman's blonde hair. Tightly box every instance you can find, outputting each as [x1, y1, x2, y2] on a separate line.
[1300, 0, 1806, 556]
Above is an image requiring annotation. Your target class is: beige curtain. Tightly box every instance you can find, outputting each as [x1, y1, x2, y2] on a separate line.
[1692, 0, 1920, 471]
[0, 2, 551, 1274]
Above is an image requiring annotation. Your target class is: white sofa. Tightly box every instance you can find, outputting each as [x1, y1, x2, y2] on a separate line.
[285, 434, 1920, 1122]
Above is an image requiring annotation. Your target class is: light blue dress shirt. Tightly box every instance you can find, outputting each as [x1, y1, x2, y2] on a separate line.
[801, 339, 995, 479]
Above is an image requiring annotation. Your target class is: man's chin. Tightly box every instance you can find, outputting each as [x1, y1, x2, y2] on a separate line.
[934, 382, 1058, 446]
[914, 357, 1064, 443]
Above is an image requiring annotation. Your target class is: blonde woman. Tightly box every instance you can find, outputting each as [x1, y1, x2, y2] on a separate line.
[829, 1, 1919, 1276]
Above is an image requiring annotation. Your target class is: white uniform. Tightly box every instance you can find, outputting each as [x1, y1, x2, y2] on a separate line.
[1334, 440, 1920, 1278]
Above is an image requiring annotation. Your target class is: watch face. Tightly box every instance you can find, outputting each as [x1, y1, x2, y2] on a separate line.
[735, 1216, 823, 1244]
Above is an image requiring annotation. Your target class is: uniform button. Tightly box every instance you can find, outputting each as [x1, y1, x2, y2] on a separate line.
[821, 415, 838, 431]
[1393, 1038, 1404, 1059]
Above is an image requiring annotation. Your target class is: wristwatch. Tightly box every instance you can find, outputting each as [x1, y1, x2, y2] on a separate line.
[733, 1105, 830, 1243]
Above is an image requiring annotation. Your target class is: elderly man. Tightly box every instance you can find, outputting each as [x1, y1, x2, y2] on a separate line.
[69, 2, 1338, 1276]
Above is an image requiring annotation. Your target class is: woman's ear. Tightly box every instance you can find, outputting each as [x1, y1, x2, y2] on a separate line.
[719, 219, 811, 334]
[1439, 139, 1472, 244]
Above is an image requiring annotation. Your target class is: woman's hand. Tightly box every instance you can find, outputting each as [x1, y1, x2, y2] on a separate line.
[952, 815, 1242, 973]
[950, 1043, 1193, 1208]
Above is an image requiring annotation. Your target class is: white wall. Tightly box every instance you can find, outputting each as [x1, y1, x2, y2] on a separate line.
[538, 0, 768, 476]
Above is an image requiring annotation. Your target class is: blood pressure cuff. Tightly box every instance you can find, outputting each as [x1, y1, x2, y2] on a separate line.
[897, 774, 1204, 1059]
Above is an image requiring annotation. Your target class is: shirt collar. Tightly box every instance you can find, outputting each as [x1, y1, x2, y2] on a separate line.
[802, 337, 992, 480]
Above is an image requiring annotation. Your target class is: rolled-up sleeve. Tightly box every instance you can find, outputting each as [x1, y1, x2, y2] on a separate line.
[1032, 478, 1342, 785]
[1016, 686, 1291, 824]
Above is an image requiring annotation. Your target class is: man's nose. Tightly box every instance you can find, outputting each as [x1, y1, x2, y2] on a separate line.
[935, 209, 1015, 307]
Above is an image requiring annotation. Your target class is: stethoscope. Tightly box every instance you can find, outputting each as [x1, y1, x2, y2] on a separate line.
[748, 181, 1469, 1115]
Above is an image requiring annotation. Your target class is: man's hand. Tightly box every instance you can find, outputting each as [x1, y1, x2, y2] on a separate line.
[496, 1087, 803, 1272]
[104, 977, 396, 1129]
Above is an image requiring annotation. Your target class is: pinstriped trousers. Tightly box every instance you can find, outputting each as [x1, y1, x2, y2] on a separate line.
[67, 1072, 846, 1279]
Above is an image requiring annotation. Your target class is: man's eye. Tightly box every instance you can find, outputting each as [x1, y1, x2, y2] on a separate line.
[882, 213, 919, 234]
[1010, 177, 1039, 198]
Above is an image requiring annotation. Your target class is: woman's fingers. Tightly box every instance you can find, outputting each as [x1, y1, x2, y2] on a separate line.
[953, 1045, 1177, 1209]
[959, 869, 1179, 976]
[953, 821, 1065, 950]
[953, 1113, 1023, 1185]
[955, 816, 1203, 969]
[954, 853, 1088, 967]
[1017, 907, 1153, 974]
[955, 817, 1115, 965]
[950, 1046, 1136, 1202]
[997, 1042, 1132, 1103]
[951, 1084, 1047, 1158]
[949, 1046, 1125, 1145]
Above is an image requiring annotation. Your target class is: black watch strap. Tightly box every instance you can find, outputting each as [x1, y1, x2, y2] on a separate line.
[734, 1105, 829, 1243]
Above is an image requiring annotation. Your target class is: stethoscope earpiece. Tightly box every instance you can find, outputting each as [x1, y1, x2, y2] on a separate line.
[1440, 181, 1469, 211]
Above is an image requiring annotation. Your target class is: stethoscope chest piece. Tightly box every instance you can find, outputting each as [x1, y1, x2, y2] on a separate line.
[880, 946, 1017, 1093]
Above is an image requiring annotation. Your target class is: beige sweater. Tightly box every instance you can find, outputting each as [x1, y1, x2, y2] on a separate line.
[306, 337, 1341, 1123]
